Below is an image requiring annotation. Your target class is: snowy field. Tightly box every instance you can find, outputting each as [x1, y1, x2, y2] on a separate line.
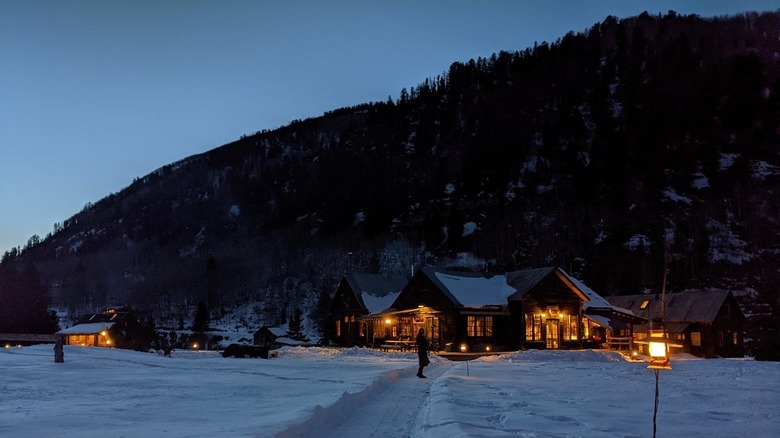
[2, 345, 778, 438]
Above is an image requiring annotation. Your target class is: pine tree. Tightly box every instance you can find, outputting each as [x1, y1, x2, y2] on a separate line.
[192, 301, 210, 333]
[287, 307, 306, 341]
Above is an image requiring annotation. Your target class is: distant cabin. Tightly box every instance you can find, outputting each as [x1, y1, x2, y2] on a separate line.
[253, 326, 288, 348]
[607, 290, 745, 358]
[328, 273, 409, 347]
[58, 322, 114, 347]
[57, 308, 128, 347]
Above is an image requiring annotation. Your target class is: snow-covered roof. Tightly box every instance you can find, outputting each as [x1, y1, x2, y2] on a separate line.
[264, 326, 288, 337]
[426, 269, 516, 308]
[57, 322, 114, 335]
[346, 273, 409, 313]
[275, 337, 311, 346]
[606, 290, 740, 323]
[558, 270, 612, 309]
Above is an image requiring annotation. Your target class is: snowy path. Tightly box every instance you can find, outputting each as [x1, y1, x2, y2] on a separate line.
[276, 360, 452, 438]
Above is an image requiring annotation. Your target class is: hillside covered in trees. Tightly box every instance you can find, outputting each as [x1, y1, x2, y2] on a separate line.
[2, 11, 779, 358]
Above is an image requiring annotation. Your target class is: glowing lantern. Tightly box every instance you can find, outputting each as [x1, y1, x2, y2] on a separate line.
[192, 343, 199, 350]
[459, 343, 468, 352]
[636, 329, 682, 370]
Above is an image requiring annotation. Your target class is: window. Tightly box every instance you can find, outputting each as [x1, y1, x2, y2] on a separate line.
[466, 316, 493, 337]
[732, 332, 739, 346]
[560, 315, 578, 341]
[525, 314, 542, 341]
[718, 331, 724, 347]
[691, 332, 701, 347]
[639, 300, 650, 310]
[335, 320, 341, 337]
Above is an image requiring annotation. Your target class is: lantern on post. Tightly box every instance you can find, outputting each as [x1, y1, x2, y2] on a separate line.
[635, 328, 683, 370]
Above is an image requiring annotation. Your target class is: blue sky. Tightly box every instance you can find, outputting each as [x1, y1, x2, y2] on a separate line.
[2, 1, 778, 255]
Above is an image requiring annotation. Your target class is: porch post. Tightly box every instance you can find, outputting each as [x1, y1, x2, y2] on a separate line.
[578, 306, 583, 349]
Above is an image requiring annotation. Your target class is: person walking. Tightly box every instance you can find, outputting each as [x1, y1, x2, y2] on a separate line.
[416, 328, 430, 378]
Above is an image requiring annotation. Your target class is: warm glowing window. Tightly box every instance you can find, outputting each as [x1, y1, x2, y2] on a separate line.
[466, 316, 492, 337]
[335, 320, 341, 337]
[732, 332, 739, 345]
[525, 314, 543, 341]
[562, 315, 578, 340]
[640, 300, 650, 309]
[691, 332, 701, 347]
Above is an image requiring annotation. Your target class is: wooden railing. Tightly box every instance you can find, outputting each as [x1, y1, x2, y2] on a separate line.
[605, 336, 633, 351]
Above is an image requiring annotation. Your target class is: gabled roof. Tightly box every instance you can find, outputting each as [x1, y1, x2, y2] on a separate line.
[255, 326, 287, 337]
[506, 267, 614, 308]
[506, 267, 640, 321]
[505, 267, 556, 300]
[58, 322, 114, 335]
[605, 290, 741, 323]
[421, 268, 517, 308]
[344, 273, 409, 314]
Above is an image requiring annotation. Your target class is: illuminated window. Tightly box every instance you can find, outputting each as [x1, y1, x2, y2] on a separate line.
[525, 314, 543, 341]
[691, 332, 701, 347]
[732, 332, 739, 345]
[466, 316, 493, 337]
[335, 320, 341, 337]
[639, 300, 650, 310]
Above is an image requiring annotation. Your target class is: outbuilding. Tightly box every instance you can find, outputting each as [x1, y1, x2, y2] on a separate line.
[606, 290, 745, 358]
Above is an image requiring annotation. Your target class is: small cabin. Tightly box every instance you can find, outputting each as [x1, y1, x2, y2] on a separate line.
[58, 322, 114, 347]
[253, 326, 288, 348]
[607, 290, 745, 358]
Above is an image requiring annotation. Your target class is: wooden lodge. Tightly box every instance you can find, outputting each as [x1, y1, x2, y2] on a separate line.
[336, 266, 644, 353]
[328, 273, 409, 347]
[606, 290, 746, 358]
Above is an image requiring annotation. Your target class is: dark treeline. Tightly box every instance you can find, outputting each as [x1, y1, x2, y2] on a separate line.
[1, 11, 779, 358]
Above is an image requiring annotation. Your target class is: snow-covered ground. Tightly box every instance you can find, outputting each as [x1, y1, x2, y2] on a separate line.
[2, 345, 778, 438]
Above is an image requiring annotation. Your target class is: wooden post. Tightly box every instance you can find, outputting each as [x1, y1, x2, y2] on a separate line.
[54, 335, 64, 363]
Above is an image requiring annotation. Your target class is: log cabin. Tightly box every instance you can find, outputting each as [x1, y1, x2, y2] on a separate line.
[328, 273, 409, 347]
[606, 290, 745, 358]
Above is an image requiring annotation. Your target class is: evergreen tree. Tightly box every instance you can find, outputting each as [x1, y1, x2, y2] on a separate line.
[311, 288, 333, 337]
[192, 301, 210, 333]
[287, 307, 306, 341]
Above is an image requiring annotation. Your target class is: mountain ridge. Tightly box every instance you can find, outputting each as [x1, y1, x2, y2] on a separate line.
[2, 10, 779, 357]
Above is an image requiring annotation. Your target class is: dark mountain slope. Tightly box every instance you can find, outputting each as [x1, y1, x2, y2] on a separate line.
[2, 11, 779, 356]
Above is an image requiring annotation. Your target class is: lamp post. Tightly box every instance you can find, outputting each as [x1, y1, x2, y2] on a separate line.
[633, 239, 682, 438]
[635, 327, 682, 438]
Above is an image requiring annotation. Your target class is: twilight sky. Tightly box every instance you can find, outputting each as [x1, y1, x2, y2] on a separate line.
[2, 0, 778, 255]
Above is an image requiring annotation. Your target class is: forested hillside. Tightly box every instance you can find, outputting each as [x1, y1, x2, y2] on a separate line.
[2, 11, 779, 357]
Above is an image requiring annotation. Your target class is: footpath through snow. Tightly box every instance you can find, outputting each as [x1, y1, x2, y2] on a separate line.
[276, 357, 451, 438]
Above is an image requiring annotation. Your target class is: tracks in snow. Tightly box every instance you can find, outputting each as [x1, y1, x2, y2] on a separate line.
[275, 363, 449, 438]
